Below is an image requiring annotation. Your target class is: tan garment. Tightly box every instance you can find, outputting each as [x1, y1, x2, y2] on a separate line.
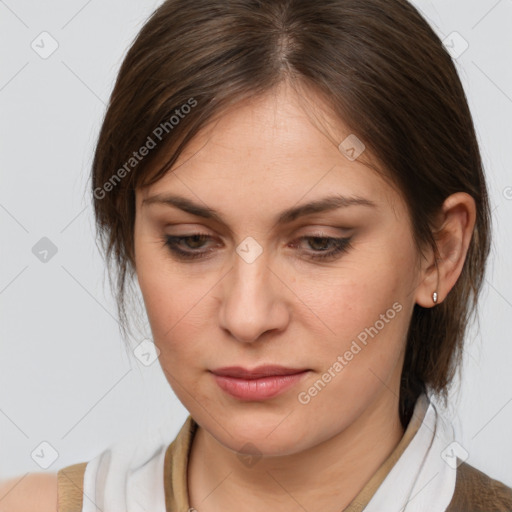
[445, 461, 512, 511]
[58, 411, 512, 511]
[57, 461, 88, 512]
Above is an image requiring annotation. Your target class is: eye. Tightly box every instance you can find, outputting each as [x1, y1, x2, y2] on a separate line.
[290, 235, 353, 261]
[161, 233, 353, 262]
[163, 233, 216, 260]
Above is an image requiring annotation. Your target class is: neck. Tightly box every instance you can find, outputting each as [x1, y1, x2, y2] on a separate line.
[187, 389, 406, 512]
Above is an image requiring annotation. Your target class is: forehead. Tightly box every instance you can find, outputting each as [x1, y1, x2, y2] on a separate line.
[137, 83, 402, 219]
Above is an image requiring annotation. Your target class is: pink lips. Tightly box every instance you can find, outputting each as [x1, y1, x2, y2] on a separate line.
[210, 365, 309, 401]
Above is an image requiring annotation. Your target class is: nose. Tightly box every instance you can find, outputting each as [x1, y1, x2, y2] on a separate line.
[218, 246, 290, 344]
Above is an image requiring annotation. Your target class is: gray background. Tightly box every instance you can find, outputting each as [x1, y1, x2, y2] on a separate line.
[1, 0, 511, 487]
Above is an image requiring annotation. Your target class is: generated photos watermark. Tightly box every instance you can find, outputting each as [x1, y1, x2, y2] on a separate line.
[94, 98, 198, 200]
[297, 301, 403, 405]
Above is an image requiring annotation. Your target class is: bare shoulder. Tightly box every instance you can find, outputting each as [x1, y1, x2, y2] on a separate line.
[0, 473, 58, 512]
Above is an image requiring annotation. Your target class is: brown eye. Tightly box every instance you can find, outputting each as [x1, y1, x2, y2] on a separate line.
[291, 236, 353, 261]
[163, 233, 216, 260]
[162, 233, 353, 262]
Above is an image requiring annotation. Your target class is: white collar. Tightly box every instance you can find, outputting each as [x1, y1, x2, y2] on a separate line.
[363, 393, 457, 512]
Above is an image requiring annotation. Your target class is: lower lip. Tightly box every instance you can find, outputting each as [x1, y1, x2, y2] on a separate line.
[211, 371, 309, 401]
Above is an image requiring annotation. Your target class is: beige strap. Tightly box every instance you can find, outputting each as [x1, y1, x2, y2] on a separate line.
[164, 416, 198, 512]
[57, 462, 87, 512]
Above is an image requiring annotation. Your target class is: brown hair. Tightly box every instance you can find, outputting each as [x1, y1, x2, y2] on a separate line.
[91, 0, 491, 427]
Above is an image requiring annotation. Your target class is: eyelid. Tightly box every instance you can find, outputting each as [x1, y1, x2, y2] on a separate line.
[162, 226, 351, 244]
[162, 231, 354, 263]
[294, 226, 352, 237]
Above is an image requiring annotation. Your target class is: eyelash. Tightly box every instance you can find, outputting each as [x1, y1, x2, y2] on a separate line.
[162, 233, 353, 262]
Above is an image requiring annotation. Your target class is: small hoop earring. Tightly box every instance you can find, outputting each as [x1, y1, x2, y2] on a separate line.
[432, 291, 438, 304]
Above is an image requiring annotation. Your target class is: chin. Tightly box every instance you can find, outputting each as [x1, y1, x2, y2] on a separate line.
[208, 408, 315, 455]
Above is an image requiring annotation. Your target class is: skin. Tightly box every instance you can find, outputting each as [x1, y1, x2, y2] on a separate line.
[0, 474, 57, 511]
[133, 80, 476, 512]
[0, 81, 475, 512]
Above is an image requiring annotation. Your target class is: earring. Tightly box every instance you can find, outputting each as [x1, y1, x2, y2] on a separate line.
[432, 291, 438, 304]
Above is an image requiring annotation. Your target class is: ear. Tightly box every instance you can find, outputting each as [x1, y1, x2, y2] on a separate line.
[415, 192, 477, 308]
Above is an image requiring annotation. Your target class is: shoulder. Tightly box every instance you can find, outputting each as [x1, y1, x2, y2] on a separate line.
[446, 461, 512, 512]
[0, 472, 58, 512]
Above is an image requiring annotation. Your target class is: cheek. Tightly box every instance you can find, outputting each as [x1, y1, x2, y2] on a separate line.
[138, 269, 209, 393]
[139, 270, 202, 340]
[298, 255, 406, 335]
[295, 276, 409, 420]
[135, 239, 200, 345]
[135, 252, 227, 384]
[300, 242, 414, 373]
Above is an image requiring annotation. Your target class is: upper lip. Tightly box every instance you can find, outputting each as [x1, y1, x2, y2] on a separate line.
[210, 365, 309, 379]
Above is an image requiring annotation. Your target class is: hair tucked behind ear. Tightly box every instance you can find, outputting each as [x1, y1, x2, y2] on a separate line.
[91, 0, 491, 428]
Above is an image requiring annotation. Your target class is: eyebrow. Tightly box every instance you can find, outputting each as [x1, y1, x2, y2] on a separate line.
[142, 193, 377, 227]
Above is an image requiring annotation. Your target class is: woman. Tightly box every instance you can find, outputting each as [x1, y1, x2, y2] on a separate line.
[1, 0, 511, 510]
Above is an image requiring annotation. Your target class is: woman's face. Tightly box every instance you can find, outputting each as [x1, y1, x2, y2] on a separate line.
[134, 82, 425, 456]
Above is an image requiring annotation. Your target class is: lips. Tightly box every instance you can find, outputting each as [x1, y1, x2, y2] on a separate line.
[210, 365, 310, 400]
[210, 365, 308, 379]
